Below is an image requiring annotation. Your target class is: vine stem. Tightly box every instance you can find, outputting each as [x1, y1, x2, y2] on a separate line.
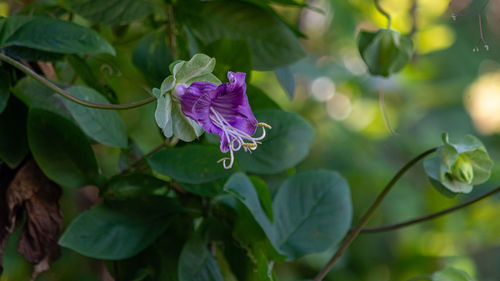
[167, 4, 178, 60]
[313, 148, 437, 281]
[374, 0, 392, 29]
[361, 186, 500, 233]
[119, 143, 167, 174]
[0, 52, 156, 110]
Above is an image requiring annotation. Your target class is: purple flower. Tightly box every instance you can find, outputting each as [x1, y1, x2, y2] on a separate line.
[175, 72, 271, 169]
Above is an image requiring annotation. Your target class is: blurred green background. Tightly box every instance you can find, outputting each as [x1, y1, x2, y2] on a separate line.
[1, 0, 500, 280]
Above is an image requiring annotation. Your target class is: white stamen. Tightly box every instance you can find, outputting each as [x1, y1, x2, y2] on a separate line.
[209, 107, 271, 169]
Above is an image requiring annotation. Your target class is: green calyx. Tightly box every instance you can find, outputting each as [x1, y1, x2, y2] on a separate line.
[424, 133, 494, 196]
[153, 54, 221, 142]
[449, 155, 474, 184]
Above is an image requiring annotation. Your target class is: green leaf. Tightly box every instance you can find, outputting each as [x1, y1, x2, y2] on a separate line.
[0, 68, 9, 113]
[432, 267, 474, 281]
[132, 28, 173, 86]
[103, 174, 169, 201]
[223, 173, 274, 238]
[177, 1, 305, 70]
[148, 145, 233, 184]
[358, 29, 413, 77]
[27, 108, 98, 187]
[225, 171, 351, 261]
[214, 245, 238, 281]
[66, 55, 111, 99]
[272, 170, 352, 260]
[236, 109, 314, 174]
[0, 15, 33, 44]
[11, 77, 73, 120]
[178, 178, 226, 197]
[116, 216, 192, 281]
[68, 0, 153, 25]
[249, 176, 273, 221]
[63, 86, 128, 148]
[59, 197, 180, 260]
[0, 97, 28, 168]
[4, 46, 63, 62]
[202, 39, 252, 81]
[275, 67, 295, 99]
[178, 236, 224, 281]
[1, 16, 115, 55]
[246, 85, 280, 110]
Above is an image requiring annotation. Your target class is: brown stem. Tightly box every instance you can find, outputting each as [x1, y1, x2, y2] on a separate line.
[0, 53, 155, 110]
[313, 148, 437, 281]
[119, 143, 166, 174]
[361, 186, 500, 233]
[167, 4, 178, 60]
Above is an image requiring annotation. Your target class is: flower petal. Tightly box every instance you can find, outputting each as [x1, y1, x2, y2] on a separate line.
[177, 82, 217, 120]
[211, 72, 257, 136]
[192, 93, 222, 136]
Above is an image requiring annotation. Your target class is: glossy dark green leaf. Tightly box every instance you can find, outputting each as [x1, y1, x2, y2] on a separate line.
[202, 38, 252, 81]
[177, 1, 305, 70]
[116, 216, 192, 281]
[63, 86, 128, 148]
[275, 67, 295, 99]
[358, 29, 413, 77]
[0, 15, 33, 44]
[68, 0, 153, 25]
[59, 197, 180, 259]
[4, 46, 63, 62]
[1, 16, 115, 55]
[432, 267, 474, 281]
[236, 109, 314, 174]
[148, 145, 233, 184]
[0, 97, 28, 168]
[178, 178, 226, 197]
[272, 170, 352, 260]
[27, 108, 98, 187]
[178, 236, 224, 281]
[104, 174, 169, 201]
[0, 68, 10, 113]
[132, 28, 173, 86]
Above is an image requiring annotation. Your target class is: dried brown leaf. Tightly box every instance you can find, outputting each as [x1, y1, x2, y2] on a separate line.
[7, 159, 63, 280]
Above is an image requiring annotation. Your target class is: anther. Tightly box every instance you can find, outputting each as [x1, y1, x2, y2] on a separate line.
[256, 122, 272, 129]
[242, 143, 257, 149]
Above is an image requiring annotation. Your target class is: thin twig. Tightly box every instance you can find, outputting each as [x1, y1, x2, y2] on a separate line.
[0, 52, 156, 110]
[361, 186, 500, 233]
[119, 143, 167, 174]
[167, 4, 178, 60]
[379, 79, 398, 136]
[313, 148, 437, 281]
[374, 0, 392, 29]
[409, 0, 418, 38]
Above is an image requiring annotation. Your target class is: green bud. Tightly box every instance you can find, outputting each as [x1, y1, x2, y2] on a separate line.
[450, 155, 474, 184]
[357, 29, 413, 77]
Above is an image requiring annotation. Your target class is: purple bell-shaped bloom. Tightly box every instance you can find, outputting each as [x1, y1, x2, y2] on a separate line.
[175, 72, 271, 169]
